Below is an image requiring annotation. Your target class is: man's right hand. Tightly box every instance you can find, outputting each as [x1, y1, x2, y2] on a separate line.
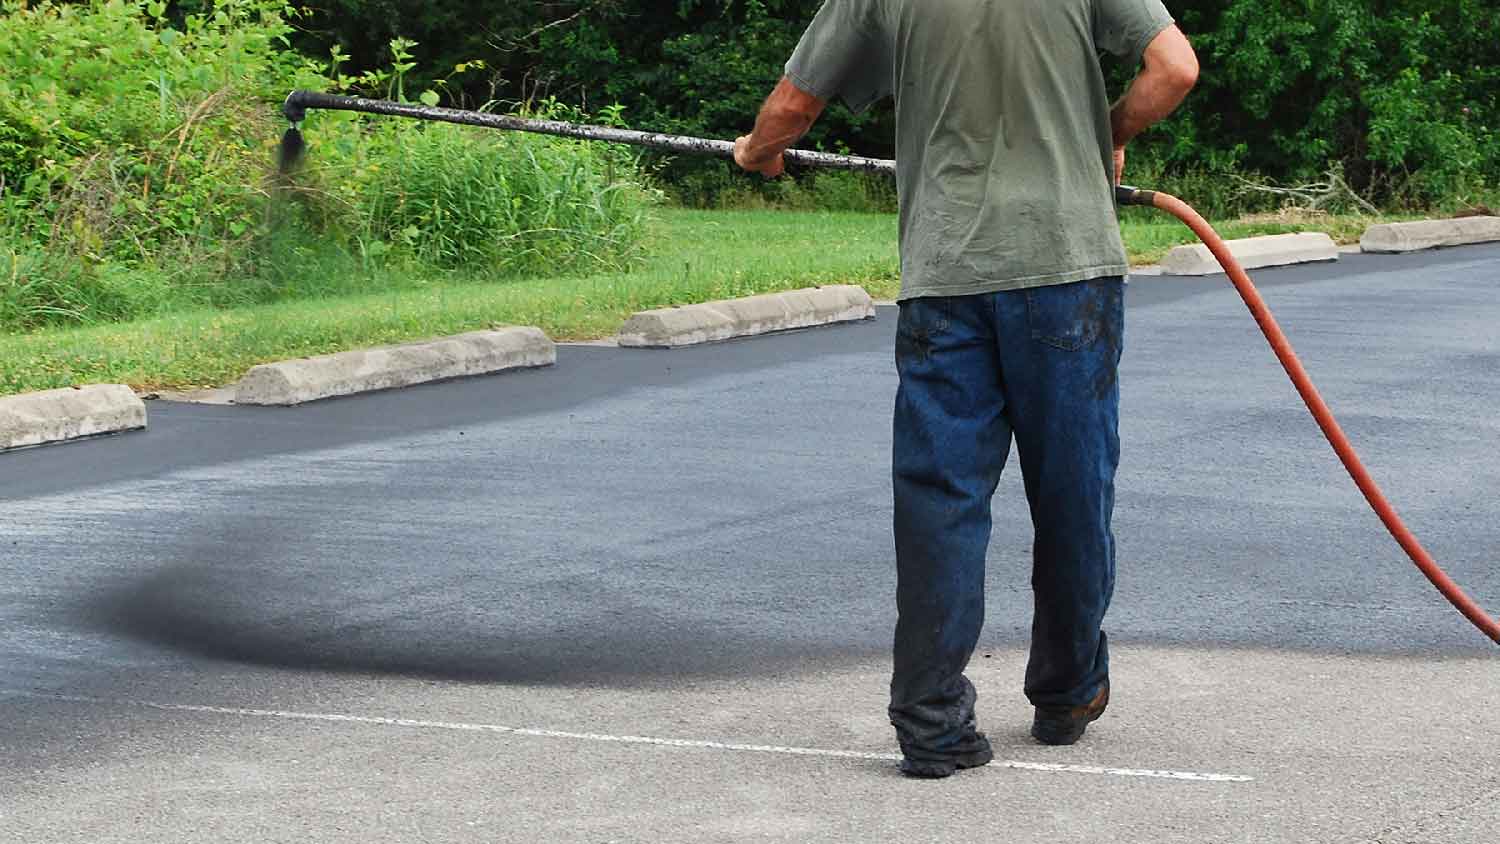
[734, 135, 786, 178]
[1113, 146, 1126, 185]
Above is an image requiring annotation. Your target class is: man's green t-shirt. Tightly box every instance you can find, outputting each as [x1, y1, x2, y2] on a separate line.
[785, 0, 1175, 300]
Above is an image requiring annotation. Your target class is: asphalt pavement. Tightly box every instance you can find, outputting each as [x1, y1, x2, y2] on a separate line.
[3, 244, 1498, 842]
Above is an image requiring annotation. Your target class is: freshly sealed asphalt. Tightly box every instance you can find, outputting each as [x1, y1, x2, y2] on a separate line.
[3, 243, 1498, 842]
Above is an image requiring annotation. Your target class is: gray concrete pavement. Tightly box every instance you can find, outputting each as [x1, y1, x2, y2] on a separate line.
[3, 244, 1498, 841]
[3, 649, 1496, 843]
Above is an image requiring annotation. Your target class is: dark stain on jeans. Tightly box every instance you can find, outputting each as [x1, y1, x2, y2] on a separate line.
[897, 323, 935, 364]
[1092, 360, 1117, 400]
[1080, 283, 1121, 400]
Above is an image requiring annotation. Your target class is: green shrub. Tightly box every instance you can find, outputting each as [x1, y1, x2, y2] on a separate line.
[1152, 0, 1499, 205]
[670, 161, 895, 213]
[0, 0, 320, 259]
[804, 170, 897, 214]
[0, 1, 655, 331]
[1366, 66, 1496, 205]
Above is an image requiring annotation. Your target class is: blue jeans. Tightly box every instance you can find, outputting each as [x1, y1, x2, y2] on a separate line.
[888, 277, 1123, 762]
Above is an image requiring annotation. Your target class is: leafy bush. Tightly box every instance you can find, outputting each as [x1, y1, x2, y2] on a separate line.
[0, 0, 318, 258]
[0, 0, 655, 331]
[1129, 0, 1498, 206]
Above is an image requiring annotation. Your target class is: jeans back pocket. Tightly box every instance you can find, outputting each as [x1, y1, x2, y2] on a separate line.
[895, 296, 952, 365]
[1024, 278, 1122, 352]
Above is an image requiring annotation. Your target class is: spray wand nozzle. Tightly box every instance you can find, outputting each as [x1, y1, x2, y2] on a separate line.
[281, 91, 308, 125]
[276, 92, 308, 174]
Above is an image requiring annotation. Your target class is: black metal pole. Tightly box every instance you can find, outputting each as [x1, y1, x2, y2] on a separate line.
[282, 91, 897, 175]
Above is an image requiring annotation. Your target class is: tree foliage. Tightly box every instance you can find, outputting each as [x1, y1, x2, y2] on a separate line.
[1167, 0, 1498, 201]
[296, 0, 1497, 205]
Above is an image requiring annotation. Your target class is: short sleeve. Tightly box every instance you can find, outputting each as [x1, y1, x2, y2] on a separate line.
[1093, 0, 1176, 66]
[784, 0, 891, 114]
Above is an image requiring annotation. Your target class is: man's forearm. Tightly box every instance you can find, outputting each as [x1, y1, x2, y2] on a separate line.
[1109, 74, 1190, 149]
[736, 77, 828, 173]
[1110, 26, 1199, 149]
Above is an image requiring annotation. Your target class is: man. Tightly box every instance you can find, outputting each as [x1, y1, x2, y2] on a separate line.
[734, 0, 1198, 778]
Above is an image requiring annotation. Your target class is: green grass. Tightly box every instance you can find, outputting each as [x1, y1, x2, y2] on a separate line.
[0, 206, 1399, 396]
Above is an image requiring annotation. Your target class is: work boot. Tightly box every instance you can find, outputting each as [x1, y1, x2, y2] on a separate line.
[1031, 682, 1110, 746]
[898, 731, 994, 779]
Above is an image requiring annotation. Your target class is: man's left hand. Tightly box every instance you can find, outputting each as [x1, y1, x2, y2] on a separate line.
[734, 135, 785, 178]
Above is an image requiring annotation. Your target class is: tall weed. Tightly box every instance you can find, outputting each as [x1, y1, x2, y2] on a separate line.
[0, 0, 320, 259]
[0, 1, 654, 332]
[338, 120, 652, 275]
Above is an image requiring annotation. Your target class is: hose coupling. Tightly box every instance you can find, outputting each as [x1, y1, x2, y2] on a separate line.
[1115, 185, 1158, 207]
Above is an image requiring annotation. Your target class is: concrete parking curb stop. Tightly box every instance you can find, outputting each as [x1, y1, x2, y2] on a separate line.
[0, 384, 146, 451]
[1161, 231, 1339, 276]
[234, 327, 556, 406]
[1360, 216, 1500, 253]
[617, 285, 875, 348]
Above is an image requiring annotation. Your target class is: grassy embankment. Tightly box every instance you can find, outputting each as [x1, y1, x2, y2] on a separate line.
[0, 206, 1394, 397]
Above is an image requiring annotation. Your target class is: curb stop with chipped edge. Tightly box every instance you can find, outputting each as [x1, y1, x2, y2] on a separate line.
[234, 327, 556, 406]
[1161, 231, 1339, 276]
[617, 285, 875, 348]
[0, 384, 147, 452]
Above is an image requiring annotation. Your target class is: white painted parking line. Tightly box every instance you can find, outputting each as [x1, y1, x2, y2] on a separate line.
[11, 691, 1253, 783]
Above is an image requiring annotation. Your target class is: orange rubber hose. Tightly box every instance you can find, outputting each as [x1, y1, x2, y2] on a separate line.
[1140, 188, 1500, 645]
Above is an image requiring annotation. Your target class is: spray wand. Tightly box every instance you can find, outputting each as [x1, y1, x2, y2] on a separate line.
[275, 91, 1498, 645]
[277, 90, 894, 175]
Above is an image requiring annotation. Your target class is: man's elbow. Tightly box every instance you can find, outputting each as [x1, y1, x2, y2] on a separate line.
[1144, 26, 1200, 96]
[1168, 52, 1200, 94]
